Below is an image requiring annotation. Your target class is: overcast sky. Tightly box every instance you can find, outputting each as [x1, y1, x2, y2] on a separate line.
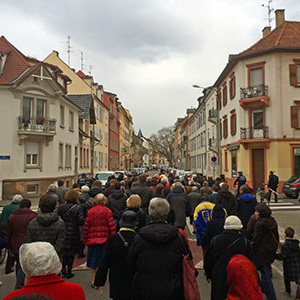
[2, 0, 299, 137]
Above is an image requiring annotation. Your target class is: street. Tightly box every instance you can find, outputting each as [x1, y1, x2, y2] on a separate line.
[1, 198, 300, 299]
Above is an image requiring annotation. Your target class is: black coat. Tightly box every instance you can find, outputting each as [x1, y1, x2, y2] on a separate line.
[78, 193, 93, 218]
[107, 190, 128, 221]
[57, 203, 84, 251]
[216, 190, 237, 215]
[187, 191, 202, 216]
[128, 222, 186, 300]
[131, 183, 153, 214]
[204, 230, 254, 300]
[94, 230, 137, 300]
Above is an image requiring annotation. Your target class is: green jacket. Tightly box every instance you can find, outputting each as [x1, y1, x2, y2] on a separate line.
[0, 202, 20, 230]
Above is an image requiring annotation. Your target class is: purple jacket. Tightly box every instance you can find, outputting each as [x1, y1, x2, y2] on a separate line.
[6, 207, 37, 254]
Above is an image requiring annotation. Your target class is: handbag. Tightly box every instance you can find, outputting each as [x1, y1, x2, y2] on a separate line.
[178, 233, 201, 300]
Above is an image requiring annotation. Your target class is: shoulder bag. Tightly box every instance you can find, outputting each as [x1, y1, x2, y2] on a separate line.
[178, 232, 201, 300]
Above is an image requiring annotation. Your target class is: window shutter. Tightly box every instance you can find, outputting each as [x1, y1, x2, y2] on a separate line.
[289, 64, 297, 86]
[291, 106, 299, 128]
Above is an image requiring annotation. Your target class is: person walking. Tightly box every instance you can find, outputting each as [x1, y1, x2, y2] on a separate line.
[251, 203, 279, 300]
[128, 198, 192, 300]
[93, 210, 138, 299]
[267, 171, 279, 203]
[187, 186, 201, 226]
[233, 171, 246, 197]
[6, 199, 37, 289]
[77, 173, 89, 188]
[56, 179, 68, 205]
[216, 183, 237, 216]
[204, 215, 254, 300]
[200, 181, 212, 200]
[57, 189, 85, 279]
[39, 184, 60, 208]
[83, 193, 115, 286]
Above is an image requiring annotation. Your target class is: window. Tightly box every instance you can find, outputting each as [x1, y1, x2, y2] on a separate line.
[26, 141, 40, 167]
[93, 151, 97, 168]
[99, 129, 103, 145]
[225, 151, 228, 171]
[26, 184, 39, 194]
[291, 102, 300, 129]
[216, 89, 221, 110]
[222, 83, 227, 107]
[58, 143, 63, 168]
[105, 132, 108, 146]
[219, 120, 222, 140]
[69, 111, 74, 131]
[289, 60, 300, 87]
[229, 74, 236, 99]
[223, 116, 228, 139]
[250, 68, 263, 87]
[65, 144, 71, 168]
[60, 106, 65, 127]
[99, 106, 103, 122]
[230, 110, 237, 136]
[231, 150, 237, 177]
[23, 97, 32, 124]
[105, 153, 108, 168]
[36, 99, 46, 124]
[99, 151, 103, 169]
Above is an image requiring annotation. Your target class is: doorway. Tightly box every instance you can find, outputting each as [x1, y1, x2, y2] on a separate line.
[252, 148, 265, 189]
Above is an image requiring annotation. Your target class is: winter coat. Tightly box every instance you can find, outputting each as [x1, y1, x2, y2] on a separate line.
[200, 186, 212, 200]
[107, 190, 127, 220]
[83, 204, 115, 246]
[209, 192, 218, 203]
[3, 274, 86, 300]
[6, 208, 37, 254]
[237, 193, 257, 229]
[94, 230, 137, 300]
[166, 186, 191, 228]
[25, 212, 66, 255]
[202, 204, 226, 248]
[131, 183, 153, 214]
[251, 208, 279, 269]
[56, 186, 68, 204]
[268, 174, 279, 190]
[128, 222, 186, 300]
[0, 202, 20, 230]
[194, 200, 215, 246]
[204, 230, 254, 300]
[187, 191, 202, 217]
[216, 190, 237, 215]
[276, 239, 300, 281]
[57, 202, 84, 251]
[78, 193, 93, 218]
[89, 187, 104, 198]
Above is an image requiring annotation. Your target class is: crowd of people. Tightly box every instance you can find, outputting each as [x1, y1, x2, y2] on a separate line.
[0, 169, 299, 300]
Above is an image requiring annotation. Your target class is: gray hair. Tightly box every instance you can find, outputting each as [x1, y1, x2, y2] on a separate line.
[191, 186, 198, 192]
[12, 194, 23, 203]
[48, 184, 57, 192]
[171, 181, 183, 192]
[160, 176, 169, 185]
[149, 197, 170, 221]
[81, 185, 90, 193]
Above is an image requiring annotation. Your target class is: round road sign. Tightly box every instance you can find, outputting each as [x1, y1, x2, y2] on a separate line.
[211, 156, 217, 163]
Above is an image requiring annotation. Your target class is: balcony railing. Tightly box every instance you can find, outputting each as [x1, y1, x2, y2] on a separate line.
[240, 126, 269, 139]
[18, 116, 56, 133]
[240, 85, 268, 99]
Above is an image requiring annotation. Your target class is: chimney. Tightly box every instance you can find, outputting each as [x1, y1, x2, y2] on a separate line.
[275, 9, 285, 28]
[262, 26, 271, 38]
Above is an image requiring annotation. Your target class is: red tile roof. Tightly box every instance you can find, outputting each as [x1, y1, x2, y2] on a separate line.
[236, 21, 300, 57]
[77, 70, 86, 78]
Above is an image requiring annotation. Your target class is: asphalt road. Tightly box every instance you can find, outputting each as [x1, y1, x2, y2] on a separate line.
[1, 195, 300, 299]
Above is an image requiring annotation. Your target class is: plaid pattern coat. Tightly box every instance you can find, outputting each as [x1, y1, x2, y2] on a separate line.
[276, 239, 300, 281]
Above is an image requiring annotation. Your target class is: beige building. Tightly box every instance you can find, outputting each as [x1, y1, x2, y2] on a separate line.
[0, 36, 81, 199]
[216, 10, 300, 190]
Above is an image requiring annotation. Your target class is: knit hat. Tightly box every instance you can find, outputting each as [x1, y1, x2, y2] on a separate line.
[119, 210, 138, 228]
[224, 216, 243, 230]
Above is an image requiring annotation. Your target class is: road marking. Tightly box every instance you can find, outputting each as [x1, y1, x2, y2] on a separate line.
[269, 202, 293, 206]
[271, 206, 300, 210]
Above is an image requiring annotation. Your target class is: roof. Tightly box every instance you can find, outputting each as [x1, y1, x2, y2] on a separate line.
[68, 94, 94, 119]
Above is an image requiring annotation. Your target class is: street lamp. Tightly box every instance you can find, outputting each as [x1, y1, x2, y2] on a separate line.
[192, 85, 206, 89]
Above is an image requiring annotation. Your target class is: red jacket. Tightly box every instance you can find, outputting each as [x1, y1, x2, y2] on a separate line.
[6, 208, 37, 254]
[83, 204, 115, 246]
[3, 274, 86, 300]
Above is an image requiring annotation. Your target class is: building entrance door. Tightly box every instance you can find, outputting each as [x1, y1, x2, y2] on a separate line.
[252, 148, 265, 189]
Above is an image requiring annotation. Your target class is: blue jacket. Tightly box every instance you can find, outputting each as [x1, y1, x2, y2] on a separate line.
[237, 193, 257, 228]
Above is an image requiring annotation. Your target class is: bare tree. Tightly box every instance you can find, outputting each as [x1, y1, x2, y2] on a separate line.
[150, 126, 174, 165]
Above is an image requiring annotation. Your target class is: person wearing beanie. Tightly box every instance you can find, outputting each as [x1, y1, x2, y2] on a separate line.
[204, 215, 253, 300]
[93, 210, 138, 299]
[251, 203, 279, 300]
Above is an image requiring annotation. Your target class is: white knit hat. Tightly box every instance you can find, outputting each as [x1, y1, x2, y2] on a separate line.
[224, 216, 243, 230]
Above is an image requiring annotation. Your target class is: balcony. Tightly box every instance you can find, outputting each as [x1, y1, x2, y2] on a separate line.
[240, 126, 270, 149]
[208, 109, 218, 125]
[239, 85, 270, 110]
[17, 116, 56, 145]
[208, 138, 218, 154]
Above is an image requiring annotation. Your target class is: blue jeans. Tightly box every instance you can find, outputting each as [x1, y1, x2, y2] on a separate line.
[260, 266, 277, 300]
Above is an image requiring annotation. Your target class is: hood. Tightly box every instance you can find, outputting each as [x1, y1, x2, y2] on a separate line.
[285, 239, 300, 251]
[138, 222, 179, 244]
[212, 204, 226, 219]
[36, 212, 59, 227]
[240, 193, 254, 202]
[110, 190, 125, 199]
[12, 207, 35, 216]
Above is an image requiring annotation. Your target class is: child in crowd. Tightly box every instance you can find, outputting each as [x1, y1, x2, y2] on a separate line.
[276, 227, 300, 296]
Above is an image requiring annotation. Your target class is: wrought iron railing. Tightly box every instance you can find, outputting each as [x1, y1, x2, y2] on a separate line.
[18, 116, 56, 133]
[240, 85, 268, 99]
[240, 126, 269, 139]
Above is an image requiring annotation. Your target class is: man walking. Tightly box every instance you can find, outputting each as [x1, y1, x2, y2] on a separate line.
[267, 171, 279, 203]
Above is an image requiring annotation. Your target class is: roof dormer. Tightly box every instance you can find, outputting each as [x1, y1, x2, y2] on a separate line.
[0, 52, 8, 75]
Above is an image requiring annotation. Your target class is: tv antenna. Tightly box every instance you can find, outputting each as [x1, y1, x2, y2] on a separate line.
[262, 0, 274, 27]
[88, 65, 94, 76]
[79, 50, 84, 70]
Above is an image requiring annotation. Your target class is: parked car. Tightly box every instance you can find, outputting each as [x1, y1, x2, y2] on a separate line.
[94, 171, 116, 186]
[282, 176, 300, 198]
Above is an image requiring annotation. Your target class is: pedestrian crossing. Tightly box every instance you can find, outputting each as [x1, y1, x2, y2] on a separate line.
[264, 200, 300, 210]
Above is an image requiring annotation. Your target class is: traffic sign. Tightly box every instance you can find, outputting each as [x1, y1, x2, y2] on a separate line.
[211, 156, 217, 163]
[177, 158, 181, 163]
